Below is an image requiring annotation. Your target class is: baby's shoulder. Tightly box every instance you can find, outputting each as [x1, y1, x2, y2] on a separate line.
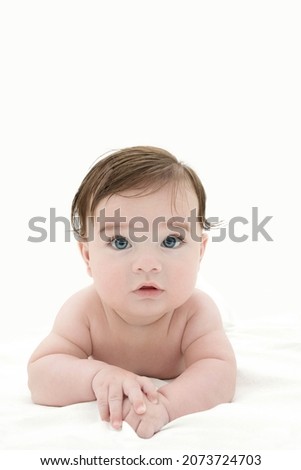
[178, 288, 223, 335]
[179, 289, 224, 352]
[56, 284, 102, 323]
[183, 288, 221, 318]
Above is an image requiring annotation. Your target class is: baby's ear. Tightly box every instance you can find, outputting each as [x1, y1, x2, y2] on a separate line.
[199, 232, 208, 260]
[78, 242, 92, 277]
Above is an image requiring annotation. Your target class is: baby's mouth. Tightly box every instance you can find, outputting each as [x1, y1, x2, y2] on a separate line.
[134, 284, 164, 297]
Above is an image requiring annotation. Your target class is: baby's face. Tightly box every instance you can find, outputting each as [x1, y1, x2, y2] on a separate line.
[80, 183, 207, 326]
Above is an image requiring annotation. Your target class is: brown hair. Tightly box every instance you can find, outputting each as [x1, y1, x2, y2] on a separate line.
[71, 146, 211, 240]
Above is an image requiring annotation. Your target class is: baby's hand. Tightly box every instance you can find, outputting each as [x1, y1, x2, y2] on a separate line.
[123, 392, 170, 438]
[92, 365, 158, 430]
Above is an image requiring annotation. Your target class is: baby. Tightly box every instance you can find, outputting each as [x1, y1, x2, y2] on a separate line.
[28, 146, 236, 438]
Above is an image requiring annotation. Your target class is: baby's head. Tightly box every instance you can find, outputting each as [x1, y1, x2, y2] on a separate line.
[71, 146, 210, 241]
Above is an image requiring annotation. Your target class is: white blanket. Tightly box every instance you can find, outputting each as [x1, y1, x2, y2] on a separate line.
[1, 318, 300, 451]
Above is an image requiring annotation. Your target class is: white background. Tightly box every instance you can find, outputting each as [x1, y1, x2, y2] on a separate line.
[0, 0, 300, 340]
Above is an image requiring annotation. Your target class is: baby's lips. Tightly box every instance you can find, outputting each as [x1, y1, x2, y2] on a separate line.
[135, 282, 163, 291]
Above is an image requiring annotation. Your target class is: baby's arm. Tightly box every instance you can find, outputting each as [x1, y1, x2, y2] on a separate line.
[28, 289, 157, 429]
[124, 292, 236, 438]
[160, 294, 236, 420]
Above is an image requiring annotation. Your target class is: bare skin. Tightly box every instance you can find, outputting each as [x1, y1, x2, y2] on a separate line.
[28, 286, 236, 438]
[28, 185, 236, 438]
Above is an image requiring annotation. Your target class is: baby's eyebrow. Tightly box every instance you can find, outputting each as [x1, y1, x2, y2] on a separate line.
[98, 221, 129, 235]
[163, 218, 192, 235]
[97, 217, 192, 239]
[98, 220, 191, 230]
[169, 221, 190, 231]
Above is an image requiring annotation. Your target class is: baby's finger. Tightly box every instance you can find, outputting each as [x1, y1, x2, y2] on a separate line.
[108, 383, 123, 429]
[95, 388, 110, 422]
[138, 376, 159, 404]
[136, 420, 156, 439]
[123, 402, 142, 433]
[123, 380, 146, 415]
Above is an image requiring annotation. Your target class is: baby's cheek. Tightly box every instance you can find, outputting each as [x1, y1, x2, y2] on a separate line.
[172, 262, 198, 292]
[94, 269, 127, 301]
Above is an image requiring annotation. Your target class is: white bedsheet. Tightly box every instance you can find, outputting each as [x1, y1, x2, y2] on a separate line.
[1, 318, 300, 451]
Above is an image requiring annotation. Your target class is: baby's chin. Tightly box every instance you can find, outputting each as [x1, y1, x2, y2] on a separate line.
[113, 307, 172, 327]
[98, 287, 195, 325]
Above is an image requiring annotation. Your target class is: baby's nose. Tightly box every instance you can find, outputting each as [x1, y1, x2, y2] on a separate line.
[132, 253, 162, 273]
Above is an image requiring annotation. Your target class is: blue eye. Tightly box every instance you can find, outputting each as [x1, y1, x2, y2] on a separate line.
[110, 236, 130, 250]
[162, 235, 184, 249]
